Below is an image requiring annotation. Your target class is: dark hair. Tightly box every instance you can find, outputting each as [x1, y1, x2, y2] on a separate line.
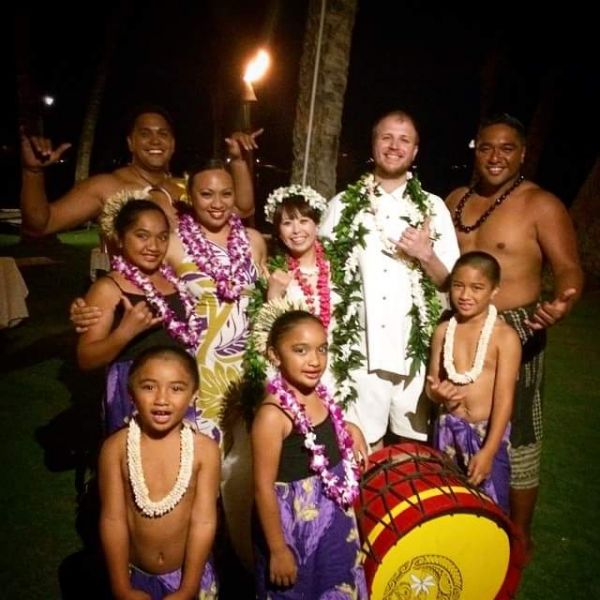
[114, 200, 169, 239]
[267, 310, 324, 350]
[372, 109, 420, 144]
[128, 345, 199, 391]
[186, 158, 231, 195]
[272, 195, 321, 234]
[477, 113, 526, 144]
[452, 251, 501, 286]
[125, 104, 176, 136]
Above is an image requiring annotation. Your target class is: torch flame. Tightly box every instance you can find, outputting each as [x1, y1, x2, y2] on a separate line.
[243, 50, 270, 84]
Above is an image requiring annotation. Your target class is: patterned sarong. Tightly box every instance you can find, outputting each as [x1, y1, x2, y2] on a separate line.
[499, 304, 546, 488]
[254, 461, 368, 599]
[129, 559, 217, 599]
[434, 412, 511, 513]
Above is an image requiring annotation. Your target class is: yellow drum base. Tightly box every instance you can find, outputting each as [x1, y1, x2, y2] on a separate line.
[369, 513, 510, 600]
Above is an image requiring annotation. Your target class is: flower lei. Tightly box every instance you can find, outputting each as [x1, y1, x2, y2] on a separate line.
[444, 304, 498, 384]
[177, 212, 253, 302]
[264, 184, 327, 224]
[111, 255, 203, 353]
[127, 419, 194, 518]
[267, 374, 360, 509]
[286, 241, 331, 330]
[324, 172, 442, 400]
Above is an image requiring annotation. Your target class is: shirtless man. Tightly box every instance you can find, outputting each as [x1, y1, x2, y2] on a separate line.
[446, 113, 584, 554]
[20, 104, 260, 237]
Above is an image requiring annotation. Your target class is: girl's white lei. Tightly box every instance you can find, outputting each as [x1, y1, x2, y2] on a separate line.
[127, 419, 194, 518]
[443, 304, 498, 384]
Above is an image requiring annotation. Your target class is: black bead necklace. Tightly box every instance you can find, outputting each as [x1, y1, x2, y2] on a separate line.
[453, 175, 525, 233]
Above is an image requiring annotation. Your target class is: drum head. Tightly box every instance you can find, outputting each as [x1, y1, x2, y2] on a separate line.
[356, 443, 525, 599]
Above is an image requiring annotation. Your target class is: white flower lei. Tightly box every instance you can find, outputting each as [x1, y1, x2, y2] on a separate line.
[443, 304, 498, 384]
[127, 418, 194, 518]
[264, 184, 327, 224]
[366, 172, 438, 341]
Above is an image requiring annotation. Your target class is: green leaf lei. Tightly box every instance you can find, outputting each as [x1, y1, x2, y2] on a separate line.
[322, 175, 373, 409]
[324, 172, 442, 401]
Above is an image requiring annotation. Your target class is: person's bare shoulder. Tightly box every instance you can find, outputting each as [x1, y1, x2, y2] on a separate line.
[493, 318, 521, 350]
[100, 427, 128, 459]
[445, 185, 470, 210]
[521, 181, 566, 217]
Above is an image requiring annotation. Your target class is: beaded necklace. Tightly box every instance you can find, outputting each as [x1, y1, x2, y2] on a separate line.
[453, 175, 525, 233]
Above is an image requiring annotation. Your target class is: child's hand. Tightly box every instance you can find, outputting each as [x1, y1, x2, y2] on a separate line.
[426, 376, 466, 411]
[119, 296, 162, 337]
[70, 297, 102, 333]
[269, 545, 298, 588]
[346, 422, 370, 471]
[467, 448, 494, 487]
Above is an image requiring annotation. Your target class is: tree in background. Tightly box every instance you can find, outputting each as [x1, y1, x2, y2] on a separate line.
[291, 0, 357, 199]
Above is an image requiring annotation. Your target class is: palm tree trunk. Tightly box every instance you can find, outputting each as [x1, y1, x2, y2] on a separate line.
[291, 0, 357, 199]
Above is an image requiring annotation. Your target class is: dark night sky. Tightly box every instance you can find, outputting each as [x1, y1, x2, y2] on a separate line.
[3, 0, 598, 210]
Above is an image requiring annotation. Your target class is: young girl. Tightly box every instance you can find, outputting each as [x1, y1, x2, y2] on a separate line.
[426, 251, 521, 513]
[77, 198, 202, 434]
[251, 309, 367, 598]
[98, 345, 219, 599]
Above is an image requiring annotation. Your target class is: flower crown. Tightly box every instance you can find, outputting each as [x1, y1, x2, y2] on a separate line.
[264, 184, 327, 224]
[99, 188, 153, 240]
[244, 296, 310, 386]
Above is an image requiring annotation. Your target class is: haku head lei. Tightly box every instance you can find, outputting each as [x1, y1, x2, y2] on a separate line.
[99, 188, 153, 241]
[264, 184, 327, 224]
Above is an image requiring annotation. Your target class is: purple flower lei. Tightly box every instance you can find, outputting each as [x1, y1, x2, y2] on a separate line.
[177, 212, 253, 302]
[111, 255, 203, 353]
[267, 374, 360, 509]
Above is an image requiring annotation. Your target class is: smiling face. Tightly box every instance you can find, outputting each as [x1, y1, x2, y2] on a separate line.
[372, 115, 419, 180]
[474, 123, 526, 192]
[278, 207, 318, 258]
[119, 208, 170, 273]
[189, 168, 235, 232]
[127, 112, 175, 171]
[450, 264, 499, 320]
[268, 318, 328, 394]
[129, 355, 196, 435]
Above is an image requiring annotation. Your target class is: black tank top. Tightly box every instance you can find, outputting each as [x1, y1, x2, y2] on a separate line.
[262, 402, 343, 482]
[106, 275, 187, 360]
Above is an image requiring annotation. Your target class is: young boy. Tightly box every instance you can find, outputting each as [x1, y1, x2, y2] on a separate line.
[98, 345, 220, 599]
[426, 251, 521, 513]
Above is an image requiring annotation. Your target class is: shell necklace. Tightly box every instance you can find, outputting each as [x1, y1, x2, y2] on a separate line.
[131, 164, 175, 206]
[443, 304, 497, 384]
[127, 419, 194, 518]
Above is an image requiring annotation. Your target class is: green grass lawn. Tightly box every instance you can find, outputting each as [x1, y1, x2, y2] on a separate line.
[0, 229, 598, 599]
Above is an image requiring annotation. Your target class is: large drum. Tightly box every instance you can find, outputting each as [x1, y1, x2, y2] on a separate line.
[354, 443, 525, 599]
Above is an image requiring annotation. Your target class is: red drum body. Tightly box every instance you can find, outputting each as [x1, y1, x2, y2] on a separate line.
[354, 443, 525, 599]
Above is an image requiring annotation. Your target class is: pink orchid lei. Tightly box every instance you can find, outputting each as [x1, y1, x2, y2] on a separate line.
[111, 255, 203, 353]
[177, 212, 253, 302]
[286, 241, 331, 330]
[267, 373, 360, 509]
